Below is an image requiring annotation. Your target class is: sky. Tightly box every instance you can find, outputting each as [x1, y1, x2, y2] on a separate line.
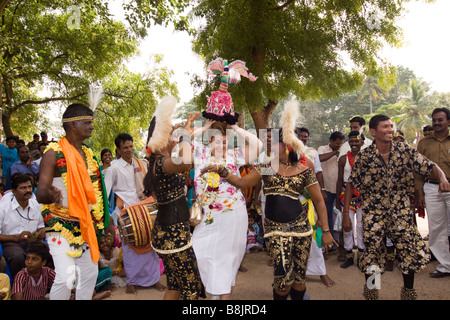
[121, 0, 450, 105]
[380, 0, 450, 93]
[42, 0, 450, 139]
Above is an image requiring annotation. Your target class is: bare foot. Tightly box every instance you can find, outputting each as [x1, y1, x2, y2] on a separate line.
[152, 282, 166, 291]
[320, 275, 335, 287]
[126, 285, 137, 294]
[93, 290, 112, 300]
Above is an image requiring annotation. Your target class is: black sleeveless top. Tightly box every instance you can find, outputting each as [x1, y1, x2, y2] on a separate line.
[150, 156, 189, 225]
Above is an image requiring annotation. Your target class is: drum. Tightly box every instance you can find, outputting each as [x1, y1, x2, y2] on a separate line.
[117, 197, 158, 247]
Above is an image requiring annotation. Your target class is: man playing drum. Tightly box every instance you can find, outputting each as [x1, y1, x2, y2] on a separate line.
[104, 133, 165, 294]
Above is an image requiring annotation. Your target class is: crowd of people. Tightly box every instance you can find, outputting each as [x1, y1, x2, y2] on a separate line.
[0, 98, 449, 301]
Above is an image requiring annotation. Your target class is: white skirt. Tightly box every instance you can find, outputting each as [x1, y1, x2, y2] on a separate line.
[192, 205, 247, 295]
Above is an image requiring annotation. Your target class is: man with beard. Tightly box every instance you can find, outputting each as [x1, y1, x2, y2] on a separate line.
[415, 107, 450, 278]
[0, 173, 46, 281]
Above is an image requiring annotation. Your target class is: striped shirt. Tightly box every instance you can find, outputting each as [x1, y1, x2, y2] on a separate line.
[11, 267, 55, 300]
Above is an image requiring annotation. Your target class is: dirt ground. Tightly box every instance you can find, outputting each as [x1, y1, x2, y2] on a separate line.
[104, 216, 450, 301]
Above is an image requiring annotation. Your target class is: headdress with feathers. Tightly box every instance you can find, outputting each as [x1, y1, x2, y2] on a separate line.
[146, 96, 177, 155]
[88, 83, 103, 111]
[279, 100, 305, 158]
[62, 83, 102, 123]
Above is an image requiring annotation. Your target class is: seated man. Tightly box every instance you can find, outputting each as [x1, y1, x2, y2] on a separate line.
[9, 146, 40, 186]
[0, 173, 46, 281]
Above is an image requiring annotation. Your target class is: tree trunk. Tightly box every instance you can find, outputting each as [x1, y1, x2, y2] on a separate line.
[250, 100, 278, 136]
[2, 112, 13, 137]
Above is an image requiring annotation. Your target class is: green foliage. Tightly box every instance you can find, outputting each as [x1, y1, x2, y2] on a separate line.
[87, 58, 179, 156]
[0, 0, 188, 143]
[191, 0, 414, 122]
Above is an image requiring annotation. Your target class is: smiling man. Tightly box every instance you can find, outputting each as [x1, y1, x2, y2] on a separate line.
[343, 114, 450, 300]
[415, 107, 450, 279]
[104, 133, 165, 294]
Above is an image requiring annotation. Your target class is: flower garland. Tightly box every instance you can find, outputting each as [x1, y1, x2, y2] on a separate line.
[202, 157, 225, 225]
[41, 143, 105, 257]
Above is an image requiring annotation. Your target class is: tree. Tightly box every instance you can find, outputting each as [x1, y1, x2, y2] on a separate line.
[358, 76, 387, 114]
[0, 0, 191, 139]
[391, 78, 435, 142]
[87, 56, 179, 155]
[190, 0, 417, 130]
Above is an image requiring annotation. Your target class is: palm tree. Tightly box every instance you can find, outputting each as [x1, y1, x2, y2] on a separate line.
[391, 78, 434, 143]
[358, 76, 386, 114]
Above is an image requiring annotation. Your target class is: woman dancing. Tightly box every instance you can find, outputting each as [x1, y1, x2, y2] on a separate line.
[143, 96, 202, 300]
[191, 120, 262, 300]
[201, 101, 336, 300]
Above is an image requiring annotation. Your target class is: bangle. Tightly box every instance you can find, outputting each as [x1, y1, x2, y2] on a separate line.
[321, 188, 326, 191]
[219, 167, 231, 178]
[179, 135, 192, 145]
[322, 229, 330, 233]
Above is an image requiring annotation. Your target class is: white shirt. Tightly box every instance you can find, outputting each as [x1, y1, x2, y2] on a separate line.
[104, 158, 141, 218]
[303, 147, 323, 174]
[338, 138, 372, 158]
[317, 144, 339, 194]
[0, 196, 44, 236]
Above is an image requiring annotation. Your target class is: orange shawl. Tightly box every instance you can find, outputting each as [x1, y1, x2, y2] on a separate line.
[59, 137, 99, 263]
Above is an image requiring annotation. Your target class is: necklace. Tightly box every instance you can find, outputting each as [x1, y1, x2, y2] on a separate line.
[380, 151, 390, 157]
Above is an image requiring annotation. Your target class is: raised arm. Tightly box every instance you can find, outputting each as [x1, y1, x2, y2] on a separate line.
[230, 125, 263, 164]
[163, 112, 200, 174]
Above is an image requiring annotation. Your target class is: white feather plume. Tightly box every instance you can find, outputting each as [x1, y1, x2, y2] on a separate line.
[147, 96, 177, 152]
[279, 100, 304, 155]
[88, 83, 103, 111]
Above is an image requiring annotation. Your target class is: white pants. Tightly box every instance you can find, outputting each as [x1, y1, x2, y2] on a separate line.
[47, 233, 98, 300]
[306, 237, 326, 276]
[343, 207, 364, 252]
[424, 182, 450, 273]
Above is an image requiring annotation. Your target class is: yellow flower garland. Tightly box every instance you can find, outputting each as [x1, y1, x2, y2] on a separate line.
[42, 144, 105, 258]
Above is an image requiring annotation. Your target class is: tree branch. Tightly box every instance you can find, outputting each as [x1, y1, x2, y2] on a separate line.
[11, 92, 86, 113]
[0, 0, 10, 15]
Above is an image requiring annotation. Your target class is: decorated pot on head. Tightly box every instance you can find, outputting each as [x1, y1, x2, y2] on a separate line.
[202, 58, 257, 125]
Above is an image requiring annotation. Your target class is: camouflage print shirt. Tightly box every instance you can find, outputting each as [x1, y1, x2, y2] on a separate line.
[348, 141, 435, 216]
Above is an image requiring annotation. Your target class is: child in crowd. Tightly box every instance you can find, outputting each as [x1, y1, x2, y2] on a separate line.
[99, 235, 127, 288]
[246, 209, 264, 253]
[0, 273, 11, 300]
[11, 242, 55, 300]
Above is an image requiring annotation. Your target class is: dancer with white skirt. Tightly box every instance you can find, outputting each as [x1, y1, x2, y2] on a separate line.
[192, 121, 262, 300]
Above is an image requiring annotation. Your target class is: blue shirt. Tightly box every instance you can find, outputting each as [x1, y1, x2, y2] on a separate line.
[0, 144, 18, 177]
[9, 160, 40, 179]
